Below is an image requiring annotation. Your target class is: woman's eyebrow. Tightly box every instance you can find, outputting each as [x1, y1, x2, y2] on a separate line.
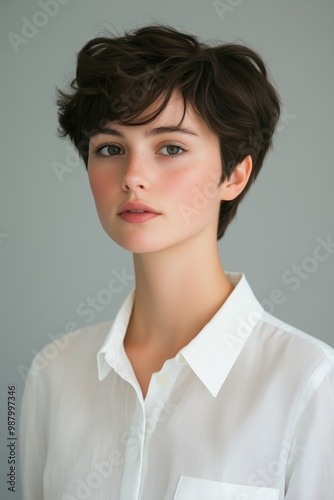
[95, 125, 199, 138]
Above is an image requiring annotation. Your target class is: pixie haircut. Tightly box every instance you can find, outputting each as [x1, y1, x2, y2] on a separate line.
[56, 24, 281, 240]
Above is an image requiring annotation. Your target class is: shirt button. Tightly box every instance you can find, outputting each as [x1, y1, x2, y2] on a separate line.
[157, 374, 170, 386]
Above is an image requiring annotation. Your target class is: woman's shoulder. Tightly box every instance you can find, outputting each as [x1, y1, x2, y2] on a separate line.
[260, 310, 333, 354]
[26, 320, 114, 383]
[254, 310, 334, 381]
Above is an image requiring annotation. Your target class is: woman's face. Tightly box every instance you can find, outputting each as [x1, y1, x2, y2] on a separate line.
[87, 92, 226, 254]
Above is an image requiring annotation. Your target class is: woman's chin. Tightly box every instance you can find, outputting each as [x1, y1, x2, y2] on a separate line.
[109, 233, 168, 255]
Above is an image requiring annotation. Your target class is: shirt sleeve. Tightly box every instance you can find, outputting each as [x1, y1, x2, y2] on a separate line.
[19, 359, 48, 500]
[285, 360, 334, 499]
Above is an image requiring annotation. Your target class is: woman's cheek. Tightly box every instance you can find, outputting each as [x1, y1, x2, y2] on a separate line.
[89, 170, 115, 206]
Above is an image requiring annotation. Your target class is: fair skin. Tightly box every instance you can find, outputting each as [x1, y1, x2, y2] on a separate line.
[88, 92, 252, 398]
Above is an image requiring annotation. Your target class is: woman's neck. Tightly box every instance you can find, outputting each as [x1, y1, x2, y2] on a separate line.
[125, 238, 234, 351]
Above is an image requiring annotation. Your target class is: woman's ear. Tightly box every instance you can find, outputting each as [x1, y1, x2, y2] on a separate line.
[219, 155, 253, 201]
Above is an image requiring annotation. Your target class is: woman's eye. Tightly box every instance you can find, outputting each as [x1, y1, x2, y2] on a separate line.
[96, 145, 123, 157]
[159, 145, 184, 156]
[93, 143, 184, 158]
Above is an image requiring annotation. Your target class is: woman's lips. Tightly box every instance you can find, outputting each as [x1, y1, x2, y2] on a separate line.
[118, 210, 160, 223]
[117, 201, 161, 223]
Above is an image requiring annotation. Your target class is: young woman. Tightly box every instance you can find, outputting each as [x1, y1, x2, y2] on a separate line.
[20, 24, 334, 500]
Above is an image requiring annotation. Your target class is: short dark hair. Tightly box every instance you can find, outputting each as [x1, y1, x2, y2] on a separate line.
[56, 24, 281, 239]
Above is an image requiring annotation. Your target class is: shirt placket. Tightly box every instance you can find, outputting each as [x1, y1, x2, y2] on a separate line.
[118, 358, 183, 500]
[138, 359, 184, 500]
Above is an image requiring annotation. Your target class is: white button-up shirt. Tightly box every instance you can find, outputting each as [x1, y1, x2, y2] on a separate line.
[20, 273, 334, 500]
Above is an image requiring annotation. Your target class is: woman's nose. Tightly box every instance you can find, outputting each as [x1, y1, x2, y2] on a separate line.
[121, 153, 151, 192]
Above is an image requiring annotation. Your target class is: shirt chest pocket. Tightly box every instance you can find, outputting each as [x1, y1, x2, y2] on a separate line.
[174, 476, 279, 500]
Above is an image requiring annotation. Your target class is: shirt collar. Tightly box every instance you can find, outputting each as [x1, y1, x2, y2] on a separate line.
[97, 287, 136, 381]
[97, 273, 264, 397]
[176, 273, 264, 396]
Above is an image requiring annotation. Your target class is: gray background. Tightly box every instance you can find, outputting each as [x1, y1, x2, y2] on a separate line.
[1, 0, 334, 497]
